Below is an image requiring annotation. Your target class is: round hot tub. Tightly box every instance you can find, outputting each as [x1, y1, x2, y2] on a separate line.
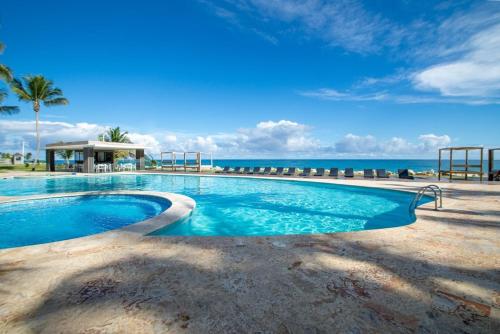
[0, 194, 171, 249]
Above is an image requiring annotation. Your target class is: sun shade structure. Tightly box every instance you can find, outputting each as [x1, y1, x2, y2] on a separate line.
[488, 148, 500, 181]
[160, 151, 213, 172]
[438, 147, 484, 181]
[45, 141, 148, 173]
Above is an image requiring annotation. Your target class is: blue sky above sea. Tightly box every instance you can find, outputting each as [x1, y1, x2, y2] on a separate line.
[0, 0, 499, 158]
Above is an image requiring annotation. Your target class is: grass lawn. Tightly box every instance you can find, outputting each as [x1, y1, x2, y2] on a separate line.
[0, 163, 47, 173]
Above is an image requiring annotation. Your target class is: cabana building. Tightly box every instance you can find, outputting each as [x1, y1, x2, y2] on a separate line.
[45, 141, 148, 173]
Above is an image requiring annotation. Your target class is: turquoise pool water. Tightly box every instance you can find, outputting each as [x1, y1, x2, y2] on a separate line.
[0, 174, 427, 238]
[0, 194, 171, 249]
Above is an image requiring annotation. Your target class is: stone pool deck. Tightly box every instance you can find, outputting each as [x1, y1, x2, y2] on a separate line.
[0, 173, 499, 333]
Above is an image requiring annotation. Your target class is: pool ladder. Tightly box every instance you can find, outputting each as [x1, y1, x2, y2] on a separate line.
[409, 184, 443, 213]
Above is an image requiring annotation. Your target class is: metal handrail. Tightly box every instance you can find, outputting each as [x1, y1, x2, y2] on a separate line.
[409, 184, 443, 213]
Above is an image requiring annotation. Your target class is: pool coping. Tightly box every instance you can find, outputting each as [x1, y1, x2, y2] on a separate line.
[0, 190, 196, 254]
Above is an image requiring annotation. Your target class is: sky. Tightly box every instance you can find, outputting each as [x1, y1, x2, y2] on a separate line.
[0, 0, 499, 159]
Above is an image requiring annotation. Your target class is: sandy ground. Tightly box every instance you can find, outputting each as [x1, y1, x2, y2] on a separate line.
[0, 172, 499, 333]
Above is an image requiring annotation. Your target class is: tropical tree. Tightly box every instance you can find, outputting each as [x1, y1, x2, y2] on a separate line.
[25, 152, 32, 161]
[11, 75, 69, 168]
[0, 89, 19, 115]
[0, 42, 13, 82]
[99, 127, 133, 162]
[0, 41, 18, 114]
[57, 150, 73, 168]
[102, 126, 131, 143]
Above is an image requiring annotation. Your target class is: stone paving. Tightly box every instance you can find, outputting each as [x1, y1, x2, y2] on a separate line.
[0, 173, 499, 333]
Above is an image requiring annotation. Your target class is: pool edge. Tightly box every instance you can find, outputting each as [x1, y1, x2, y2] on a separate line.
[0, 190, 196, 253]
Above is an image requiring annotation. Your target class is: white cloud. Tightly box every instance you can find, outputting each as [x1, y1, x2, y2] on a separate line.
[418, 134, 451, 152]
[299, 88, 388, 102]
[413, 24, 500, 97]
[215, 0, 500, 104]
[0, 120, 106, 153]
[202, 0, 403, 53]
[127, 133, 161, 154]
[0, 119, 452, 158]
[200, 0, 279, 45]
[334, 133, 451, 156]
[238, 120, 319, 153]
[163, 120, 320, 156]
[299, 88, 500, 105]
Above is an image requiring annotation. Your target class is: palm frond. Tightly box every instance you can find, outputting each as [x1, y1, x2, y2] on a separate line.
[13, 76, 69, 104]
[0, 64, 13, 82]
[0, 42, 4, 53]
[0, 89, 20, 114]
[10, 78, 31, 101]
[0, 105, 20, 115]
[105, 126, 132, 143]
[45, 88, 64, 98]
[44, 97, 69, 106]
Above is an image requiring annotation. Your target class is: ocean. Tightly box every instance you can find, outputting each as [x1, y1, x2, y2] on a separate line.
[210, 159, 494, 173]
[54, 159, 497, 173]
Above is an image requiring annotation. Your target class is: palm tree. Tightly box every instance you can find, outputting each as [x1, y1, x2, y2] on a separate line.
[11, 75, 69, 167]
[103, 127, 131, 143]
[0, 42, 17, 114]
[0, 90, 19, 115]
[99, 127, 132, 163]
[57, 150, 73, 168]
[0, 42, 13, 82]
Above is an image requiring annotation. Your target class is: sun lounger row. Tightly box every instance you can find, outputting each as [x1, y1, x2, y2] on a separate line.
[216, 167, 415, 179]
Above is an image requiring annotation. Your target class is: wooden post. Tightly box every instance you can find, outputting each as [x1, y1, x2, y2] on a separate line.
[449, 149, 453, 181]
[465, 149, 469, 180]
[488, 149, 494, 181]
[438, 149, 442, 181]
[480, 148, 483, 182]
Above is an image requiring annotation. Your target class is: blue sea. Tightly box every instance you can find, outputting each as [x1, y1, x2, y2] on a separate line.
[210, 159, 494, 173]
[54, 159, 497, 173]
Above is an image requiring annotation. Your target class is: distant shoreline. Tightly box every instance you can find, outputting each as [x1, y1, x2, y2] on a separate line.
[46, 158, 497, 173]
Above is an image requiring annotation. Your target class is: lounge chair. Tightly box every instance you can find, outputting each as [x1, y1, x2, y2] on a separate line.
[314, 168, 325, 177]
[271, 167, 284, 175]
[243, 167, 251, 174]
[299, 167, 311, 177]
[232, 166, 242, 174]
[344, 168, 354, 178]
[376, 169, 389, 178]
[216, 166, 230, 174]
[363, 169, 375, 178]
[284, 167, 296, 176]
[248, 167, 261, 174]
[329, 168, 339, 177]
[262, 167, 272, 175]
[398, 169, 414, 180]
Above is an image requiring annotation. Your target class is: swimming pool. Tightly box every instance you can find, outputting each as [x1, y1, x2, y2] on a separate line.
[0, 174, 428, 237]
[0, 194, 171, 249]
